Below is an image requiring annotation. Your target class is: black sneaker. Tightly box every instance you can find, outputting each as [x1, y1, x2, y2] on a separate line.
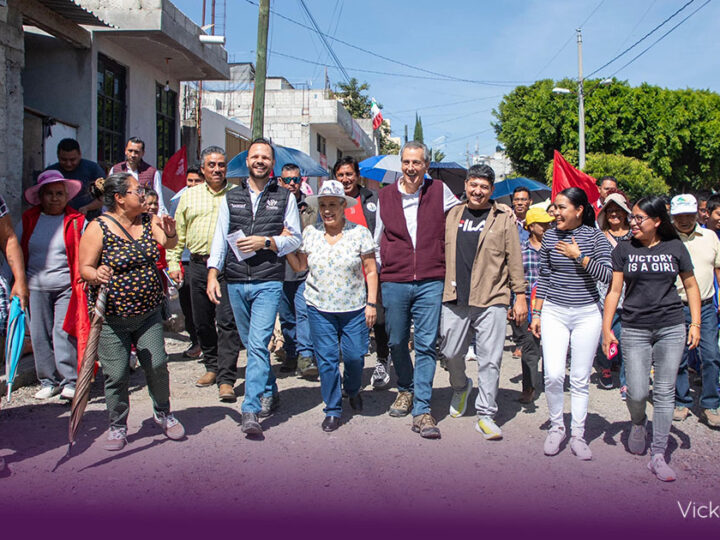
[241, 412, 262, 435]
[259, 394, 280, 418]
[599, 369, 614, 389]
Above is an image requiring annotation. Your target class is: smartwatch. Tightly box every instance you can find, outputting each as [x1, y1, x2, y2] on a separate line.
[264, 237, 271, 249]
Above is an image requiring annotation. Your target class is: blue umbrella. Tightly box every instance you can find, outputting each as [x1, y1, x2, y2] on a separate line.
[4, 297, 27, 403]
[227, 145, 329, 178]
[491, 177, 551, 205]
[360, 156, 467, 192]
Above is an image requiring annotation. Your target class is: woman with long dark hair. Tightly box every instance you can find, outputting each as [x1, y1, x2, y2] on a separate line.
[603, 196, 700, 481]
[530, 187, 612, 460]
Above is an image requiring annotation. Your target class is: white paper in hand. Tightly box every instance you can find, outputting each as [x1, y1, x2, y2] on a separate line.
[227, 229, 256, 260]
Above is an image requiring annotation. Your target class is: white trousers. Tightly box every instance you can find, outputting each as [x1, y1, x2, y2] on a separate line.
[541, 301, 602, 439]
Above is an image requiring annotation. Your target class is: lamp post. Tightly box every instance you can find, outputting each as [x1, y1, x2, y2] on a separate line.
[552, 29, 612, 171]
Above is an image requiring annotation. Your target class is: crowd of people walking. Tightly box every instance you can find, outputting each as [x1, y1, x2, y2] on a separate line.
[1, 135, 719, 483]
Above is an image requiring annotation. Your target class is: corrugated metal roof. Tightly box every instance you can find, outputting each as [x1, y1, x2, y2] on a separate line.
[35, 0, 113, 27]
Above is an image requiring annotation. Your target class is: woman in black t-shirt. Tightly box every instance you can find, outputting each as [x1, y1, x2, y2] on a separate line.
[602, 196, 701, 482]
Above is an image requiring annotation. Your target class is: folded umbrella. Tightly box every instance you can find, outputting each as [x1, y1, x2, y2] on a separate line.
[4, 297, 27, 403]
[227, 145, 329, 178]
[67, 285, 108, 456]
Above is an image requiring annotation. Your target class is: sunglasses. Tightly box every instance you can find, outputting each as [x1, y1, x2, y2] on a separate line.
[126, 188, 146, 198]
[282, 177, 302, 184]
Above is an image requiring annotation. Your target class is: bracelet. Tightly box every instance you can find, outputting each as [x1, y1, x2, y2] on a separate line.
[167, 232, 177, 238]
[531, 309, 542, 319]
[689, 322, 701, 329]
[367, 302, 377, 308]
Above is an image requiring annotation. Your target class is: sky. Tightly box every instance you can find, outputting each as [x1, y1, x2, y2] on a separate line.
[172, 0, 720, 165]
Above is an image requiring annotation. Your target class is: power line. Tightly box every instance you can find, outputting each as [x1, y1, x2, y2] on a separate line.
[297, 0, 350, 82]
[587, 0, 696, 77]
[243, 0, 531, 86]
[393, 95, 502, 114]
[610, 0, 711, 76]
[267, 49, 519, 85]
[612, 0, 657, 55]
[533, 0, 606, 79]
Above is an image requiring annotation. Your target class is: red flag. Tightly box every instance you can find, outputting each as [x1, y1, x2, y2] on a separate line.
[162, 146, 188, 193]
[551, 150, 600, 205]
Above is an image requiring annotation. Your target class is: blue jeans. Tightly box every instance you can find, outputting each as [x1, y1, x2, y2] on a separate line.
[226, 281, 283, 414]
[622, 324, 685, 456]
[307, 306, 368, 417]
[278, 280, 313, 360]
[381, 279, 443, 416]
[677, 303, 720, 409]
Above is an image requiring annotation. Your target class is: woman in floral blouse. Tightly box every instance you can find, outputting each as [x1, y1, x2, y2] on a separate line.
[286, 180, 378, 432]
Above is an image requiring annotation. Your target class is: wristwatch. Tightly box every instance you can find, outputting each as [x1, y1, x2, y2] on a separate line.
[575, 253, 586, 264]
[264, 237, 271, 249]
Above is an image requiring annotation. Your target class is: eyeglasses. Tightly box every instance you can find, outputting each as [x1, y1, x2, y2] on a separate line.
[628, 214, 650, 224]
[282, 177, 302, 184]
[126, 188, 146, 198]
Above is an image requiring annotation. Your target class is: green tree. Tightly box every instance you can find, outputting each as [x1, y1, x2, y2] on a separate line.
[432, 149, 446, 162]
[545, 151, 669, 202]
[332, 78, 371, 118]
[413, 113, 424, 143]
[379, 120, 400, 155]
[493, 79, 720, 191]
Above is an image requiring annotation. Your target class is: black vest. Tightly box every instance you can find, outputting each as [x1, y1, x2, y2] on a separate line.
[225, 179, 289, 282]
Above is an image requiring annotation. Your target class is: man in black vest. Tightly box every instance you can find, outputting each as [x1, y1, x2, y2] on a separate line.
[207, 138, 302, 435]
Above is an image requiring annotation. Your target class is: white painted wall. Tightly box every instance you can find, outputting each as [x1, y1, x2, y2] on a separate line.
[200, 107, 250, 150]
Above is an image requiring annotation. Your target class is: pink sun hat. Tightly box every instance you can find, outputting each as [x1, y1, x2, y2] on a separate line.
[24, 170, 83, 206]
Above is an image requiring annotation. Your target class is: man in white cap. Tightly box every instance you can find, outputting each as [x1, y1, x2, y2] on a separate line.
[670, 194, 720, 427]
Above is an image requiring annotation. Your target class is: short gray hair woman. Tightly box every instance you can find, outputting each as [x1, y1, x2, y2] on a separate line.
[286, 180, 378, 432]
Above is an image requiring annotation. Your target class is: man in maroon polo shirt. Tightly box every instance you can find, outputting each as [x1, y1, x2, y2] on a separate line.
[374, 140, 460, 439]
[111, 137, 167, 215]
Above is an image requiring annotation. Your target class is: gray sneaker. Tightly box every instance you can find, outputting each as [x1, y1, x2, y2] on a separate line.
[648, 454, 676, 482]
[628, 419, 647, 455]
[259, 394, 280, 418]
[370, 357, 391, 389]
[241, 412, 262, 435]
[297, 356, 318, 379]
[153, 412, 185, 441]
[103, 426, 127, 451]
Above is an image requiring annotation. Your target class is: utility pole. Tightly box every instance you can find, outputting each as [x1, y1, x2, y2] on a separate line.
[404, 124, 408, 144]
[251, 0, 270, 139]
[576, 28, 586, 170]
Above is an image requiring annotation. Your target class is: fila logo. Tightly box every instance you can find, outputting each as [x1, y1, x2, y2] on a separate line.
[458, 219, 486, 233]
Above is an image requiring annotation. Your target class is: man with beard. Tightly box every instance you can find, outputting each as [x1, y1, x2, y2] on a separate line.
[207, 138, 301, 435]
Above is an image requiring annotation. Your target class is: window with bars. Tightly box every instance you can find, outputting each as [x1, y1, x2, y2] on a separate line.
[96, 54, 126, 171]
[156, 84, 177, 170]
[316, 133, 326, 155]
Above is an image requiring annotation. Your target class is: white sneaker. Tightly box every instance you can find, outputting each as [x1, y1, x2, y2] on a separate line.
[543, 426, 566, 456]
[449, 377, 473, 418]
[648, 454, 676, 482]
[476, 415, 503, 440]
[60, 386, 76, 400]
[34, 386, 60, 400]
[153, 412, 186, 441]
[371, 357, 391, 389]
[464, 345, 476, 362]
[570, 436, 592, 461]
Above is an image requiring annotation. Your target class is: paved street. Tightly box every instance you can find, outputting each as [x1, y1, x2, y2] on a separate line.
[1, 330, 718, 537]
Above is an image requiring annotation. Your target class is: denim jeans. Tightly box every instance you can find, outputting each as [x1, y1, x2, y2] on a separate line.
[381, 279, 443, 416]
[595, 310, 626, 388]
[677, 303, 720, 409]
[541, 301, 602, 439]
[622, 324, 685, 456]
[307, 306, 368, 417]
[278, 280, 313, 360]
[226, 281, 283, 414]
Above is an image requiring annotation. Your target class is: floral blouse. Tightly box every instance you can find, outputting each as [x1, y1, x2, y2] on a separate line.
[89, 214, 164, 317]
[301, 221, 376, 313]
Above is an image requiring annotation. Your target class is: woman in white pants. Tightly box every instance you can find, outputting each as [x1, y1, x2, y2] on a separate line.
[530, 187, 612, 460]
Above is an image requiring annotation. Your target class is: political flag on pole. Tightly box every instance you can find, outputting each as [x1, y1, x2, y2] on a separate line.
[162, 146, 188, 193]
[371, 98, 383, 130]
[551, 150, 600, 205]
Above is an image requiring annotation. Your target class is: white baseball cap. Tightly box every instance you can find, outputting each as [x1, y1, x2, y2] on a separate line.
[670, 194, 698, 216]
[305, 180, 358, 208]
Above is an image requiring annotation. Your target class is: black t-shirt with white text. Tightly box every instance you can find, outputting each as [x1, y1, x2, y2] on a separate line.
[611, 238, 693, 329]
[455, 207, 491, 305]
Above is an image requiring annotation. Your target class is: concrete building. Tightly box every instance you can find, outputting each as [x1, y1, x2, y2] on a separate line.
[472, 149, 515, 182]
[198, 65, 378, 176]
[1, 0, 229, 217]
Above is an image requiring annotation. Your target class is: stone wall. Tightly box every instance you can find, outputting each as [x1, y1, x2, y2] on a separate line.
[0, 0, 25, 219]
